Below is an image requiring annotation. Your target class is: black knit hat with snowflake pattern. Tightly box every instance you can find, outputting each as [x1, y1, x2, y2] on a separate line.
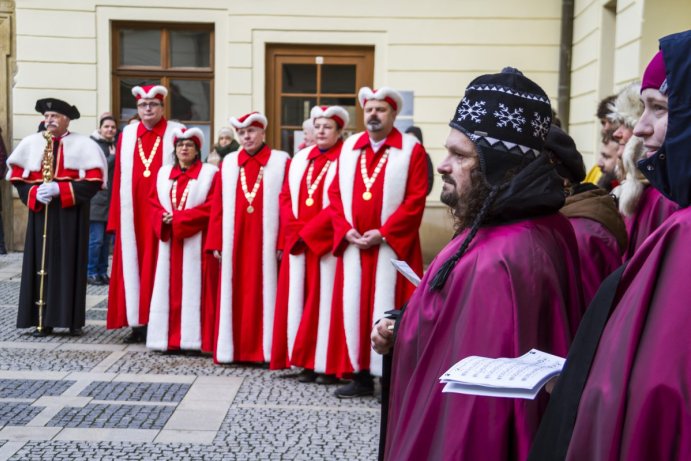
[449, 67, 552, 186]
[430, 68, 553, 291]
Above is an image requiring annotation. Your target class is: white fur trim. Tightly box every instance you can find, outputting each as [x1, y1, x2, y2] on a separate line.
[118, 120, 184, 327]
[358, 86, 403, 114]
[284, 148, 338, 363]
[338, 132, 417, 375]
[310, 106, 350, 128]
[7, 132, 108, 186]
[229, 112, 268, 130]
[147, 163, 217, 351]
[132, 85, 168, 100]
[215, 150, 288, 363]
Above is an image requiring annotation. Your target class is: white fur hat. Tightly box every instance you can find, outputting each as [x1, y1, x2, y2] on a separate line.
[131, 84, 168, 101]
[173, 127, 204, 150]
[310, 105, 350, 128]
[229, 112, 268, 130]
[358, 86, 403, 114]
[607, 82, 643, 128]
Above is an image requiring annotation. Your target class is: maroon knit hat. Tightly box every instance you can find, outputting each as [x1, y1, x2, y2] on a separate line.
[641, 50, 667, 94]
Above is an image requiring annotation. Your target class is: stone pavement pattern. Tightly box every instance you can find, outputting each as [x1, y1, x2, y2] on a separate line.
[0, 253, 379, 460]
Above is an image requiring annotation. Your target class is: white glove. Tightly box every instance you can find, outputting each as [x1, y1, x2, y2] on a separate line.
[44, 182, 60, 197]
[36, 187, 52, 204]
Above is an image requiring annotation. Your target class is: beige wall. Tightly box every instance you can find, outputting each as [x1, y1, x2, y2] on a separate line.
[0, 1, 14, 249]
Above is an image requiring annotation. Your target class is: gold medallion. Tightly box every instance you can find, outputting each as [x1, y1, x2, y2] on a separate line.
[362, 191, 372, 201]
[305, 197, 315, 207]
[143, 170, 151, 178]
[247, 205, 254, 214]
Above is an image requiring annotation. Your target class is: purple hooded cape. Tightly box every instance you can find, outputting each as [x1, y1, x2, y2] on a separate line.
[566, 207, 691, 460]
[385, 213, 584, 461]
[568, 217, 623, 305]
[623, 186, 678, 261]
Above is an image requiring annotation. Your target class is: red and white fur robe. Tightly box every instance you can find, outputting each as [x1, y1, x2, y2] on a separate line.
[147, 162, 218, 351]
[215, 149, 289, 363]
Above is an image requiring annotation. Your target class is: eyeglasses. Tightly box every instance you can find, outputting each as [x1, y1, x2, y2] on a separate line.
[137, 102, 162, 109]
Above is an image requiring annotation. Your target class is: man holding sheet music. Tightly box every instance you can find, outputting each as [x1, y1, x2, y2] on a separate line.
[374, 68, 584, 461]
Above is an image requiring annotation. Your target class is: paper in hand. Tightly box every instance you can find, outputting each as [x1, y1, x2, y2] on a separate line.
[390, 259, 421, 287]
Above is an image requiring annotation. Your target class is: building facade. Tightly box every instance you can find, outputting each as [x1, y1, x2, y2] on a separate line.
[2, 0, 689, 258]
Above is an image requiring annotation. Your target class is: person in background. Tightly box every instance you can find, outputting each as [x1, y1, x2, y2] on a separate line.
[87, 113, 118, 285]
[547, 125, 627, 305]
[584, 95, 618, 186]
[328, 87, 428, 398]
[296, 118, 316, 152]
[0, 127, 8, 254]
[206, 112, 290, 365]
[207, 126, 240, 166]
[595, 130, 623, 192]
[146, 128, 218, 353]
[7, 98, 107, 336]
[404, 125, 435, 196]
[528, 30, 691, 461]
[107, 84, 185, 344]
[270, 105, 348, 384]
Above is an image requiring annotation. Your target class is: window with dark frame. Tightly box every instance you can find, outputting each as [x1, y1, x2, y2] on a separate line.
[112, 21, 214, 157]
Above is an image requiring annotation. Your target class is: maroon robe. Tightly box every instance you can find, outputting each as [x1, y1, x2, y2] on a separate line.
[566, 206, 691, 460]
[623, 185, 678, 260]
[386, 214, 584, 461]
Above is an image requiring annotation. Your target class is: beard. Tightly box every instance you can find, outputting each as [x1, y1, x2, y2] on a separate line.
[366, 116, 382, 132]
[441, 167, 491, 232]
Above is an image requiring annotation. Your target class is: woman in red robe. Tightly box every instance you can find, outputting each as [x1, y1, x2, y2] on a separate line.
[146, 128, 219, 352]
[270, 106, 348, 384]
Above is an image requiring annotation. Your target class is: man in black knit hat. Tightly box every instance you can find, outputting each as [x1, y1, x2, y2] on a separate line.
[372, 68, 585, 461]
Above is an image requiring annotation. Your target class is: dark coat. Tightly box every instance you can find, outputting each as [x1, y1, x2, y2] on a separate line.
[89, 131, 116, 222]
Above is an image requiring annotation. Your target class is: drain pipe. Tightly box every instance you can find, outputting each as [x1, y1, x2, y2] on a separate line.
[558, 0, 574, 129]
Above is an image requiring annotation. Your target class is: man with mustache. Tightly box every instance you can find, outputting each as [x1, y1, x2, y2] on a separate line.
[328, 87, 428, 398]
[6, 98, 107, 336]
[372, 69, 584, 460]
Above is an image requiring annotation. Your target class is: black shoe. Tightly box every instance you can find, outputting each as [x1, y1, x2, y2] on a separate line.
[123, 328, 145, 344]
[334, 379, 374, 399]
[32, 326, 53, 337]
[99, 275, 110, 285]
[69, 328, 83, 337]
[316, 374, 339, 385]
[297, 369, 317, 383]
[87, 276, 102, 286]
[0, 245, 7, 255]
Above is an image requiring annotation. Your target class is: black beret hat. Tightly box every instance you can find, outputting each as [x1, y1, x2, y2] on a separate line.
[545, 124, 586, 183]
[449, 67, 552, 186]
[35, 98, 81, 120]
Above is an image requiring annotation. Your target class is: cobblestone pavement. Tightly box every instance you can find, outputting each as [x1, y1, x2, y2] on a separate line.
[0, 252, 380, 460]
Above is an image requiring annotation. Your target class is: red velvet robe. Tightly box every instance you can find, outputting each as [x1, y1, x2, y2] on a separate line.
[623, 185, 679, 261]
[327, 129, 428, 377]
[107, 118, 184, 328]
[206, 144, 290, 363]
[271, 141, 341, 371]
[146, 161, 218, 351]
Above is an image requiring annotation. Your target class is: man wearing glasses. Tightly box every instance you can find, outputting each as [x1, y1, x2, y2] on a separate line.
[106, 84, 185, 343]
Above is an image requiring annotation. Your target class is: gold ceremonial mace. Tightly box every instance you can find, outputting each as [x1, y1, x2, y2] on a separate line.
[35, 131, 54, 333]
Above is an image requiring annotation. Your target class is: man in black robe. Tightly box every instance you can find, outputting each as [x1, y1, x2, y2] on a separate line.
[6, 98, 107, 336]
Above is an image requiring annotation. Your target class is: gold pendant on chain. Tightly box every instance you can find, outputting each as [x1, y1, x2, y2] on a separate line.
[362, 191, 372, 201]
[247, 205, 255, 214]
[305, 197, 315, 207]
[143, 170, 151, 178]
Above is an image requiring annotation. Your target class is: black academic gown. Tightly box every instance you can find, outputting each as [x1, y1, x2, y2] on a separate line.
[9, 133, 105, 330]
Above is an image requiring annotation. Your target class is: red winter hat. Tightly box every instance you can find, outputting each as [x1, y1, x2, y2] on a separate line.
[132, 84, 168, 101]
[173, 127, 204, 151]
[310, 105, 350, 129]
[358, 86, 403, 114]
[641, 50, 667, 94]
[229, 112, 268, 130]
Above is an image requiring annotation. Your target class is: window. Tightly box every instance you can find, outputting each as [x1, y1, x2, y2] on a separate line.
[112, 22, 214, 156]
[266, 45, 374, 153]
